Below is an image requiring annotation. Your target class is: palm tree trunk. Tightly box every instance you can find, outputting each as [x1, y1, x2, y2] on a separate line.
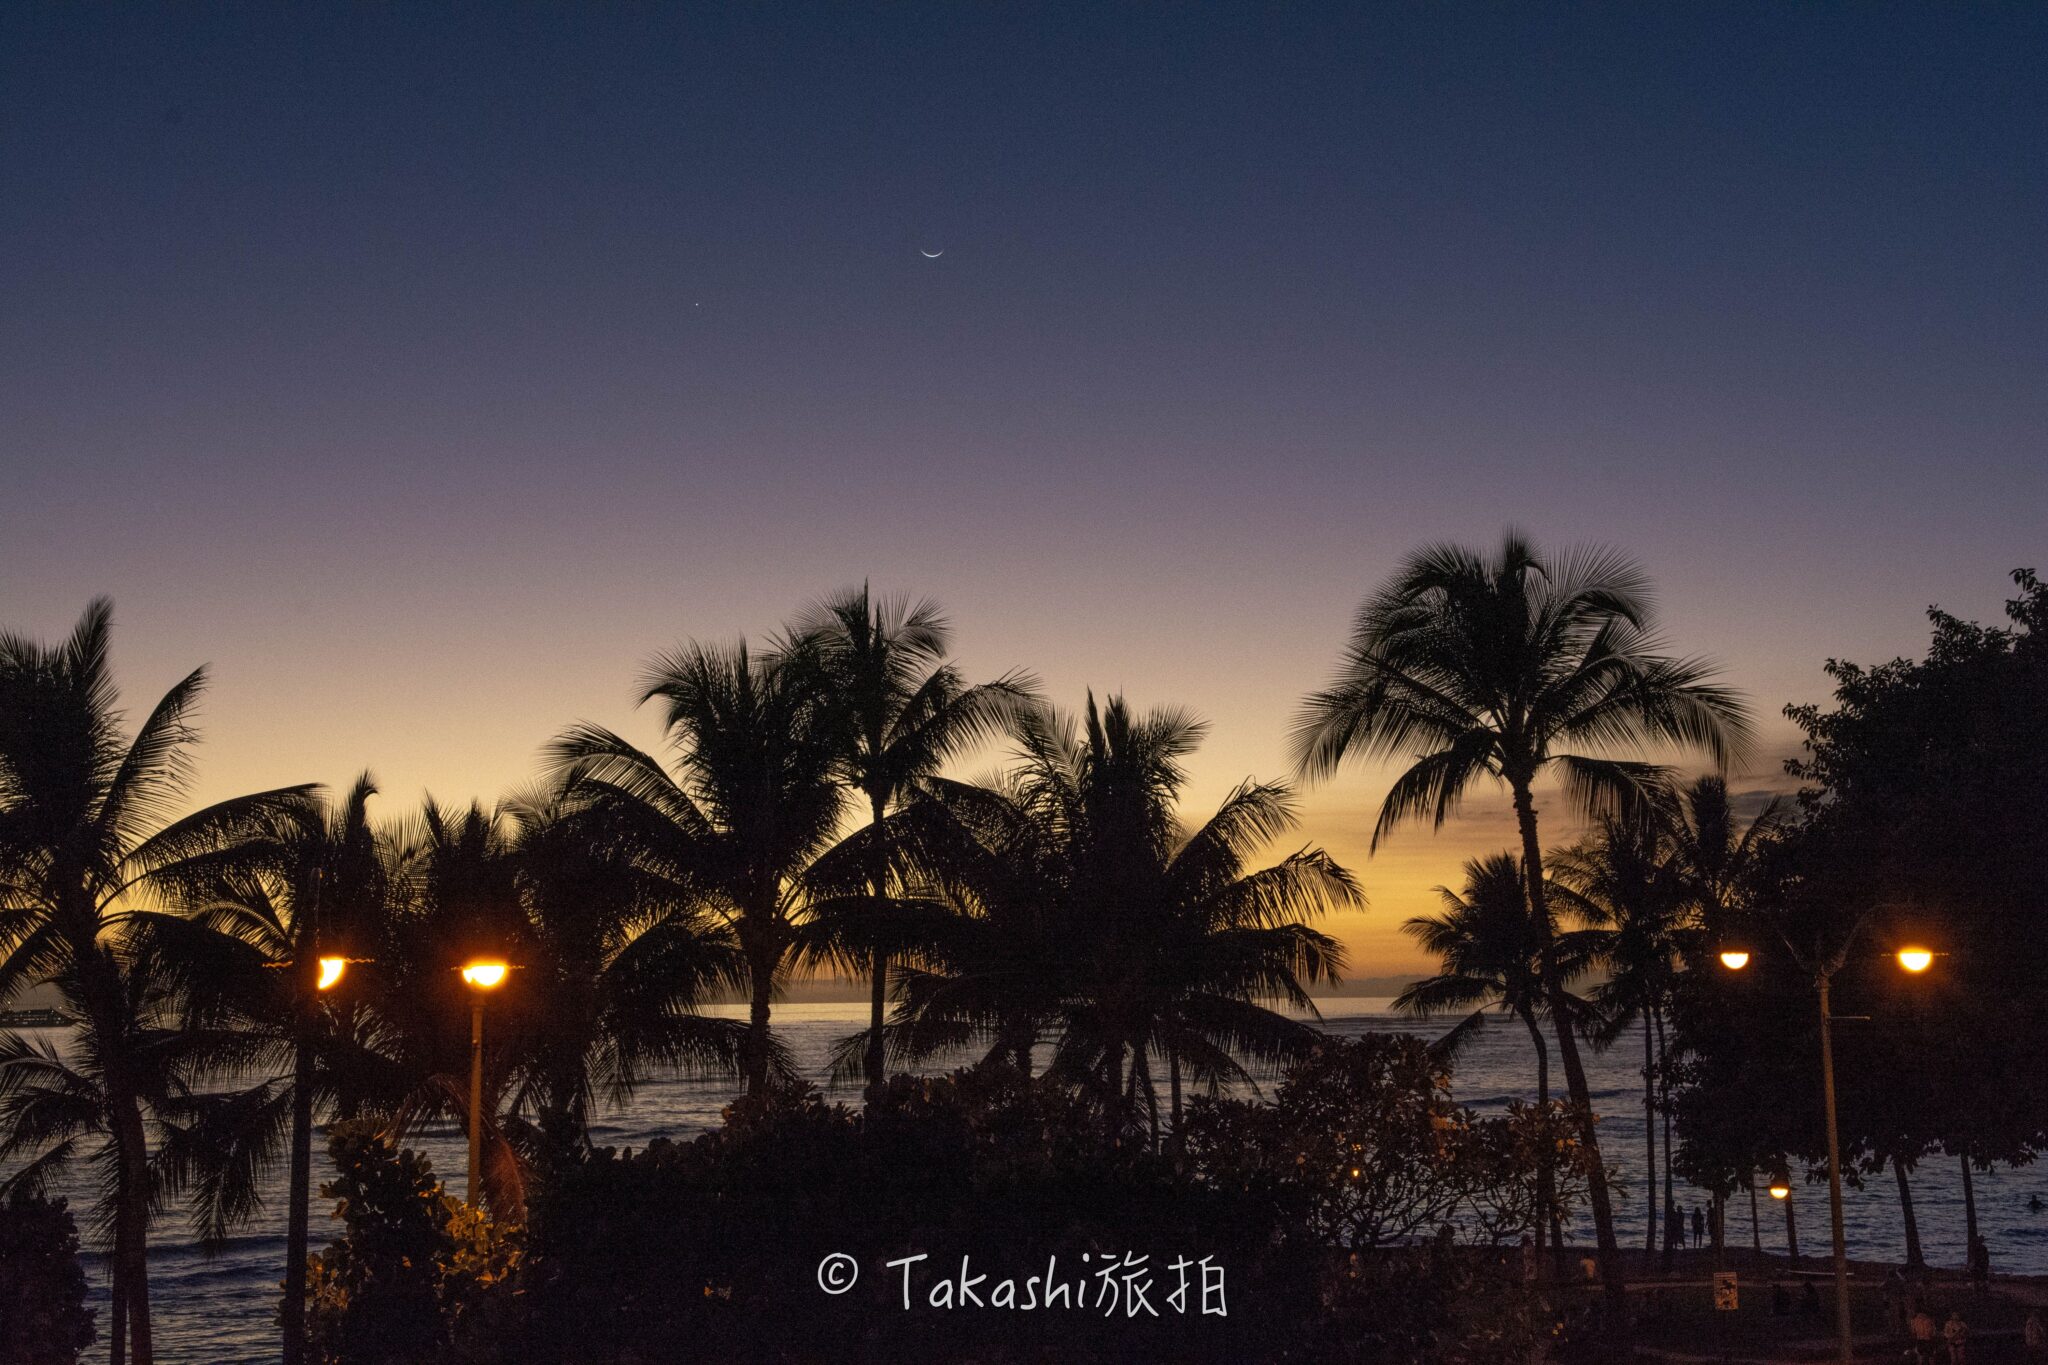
[863, 793, 890, 1098]
[1136, 1050, 1160, 1151]
[743, 936, 776, 1094]
[1894, 1156, 1925, 1269]
[1520, 1008, 1555, 1267]
[1643, 1015, 1658, 1255]
[110, 1091, 154, 1365]
[282, 1032, 316, 1365]
[1750, 1179, 1763, 1255]
[1960, 1155, 1979, 1254]
[1167, 1046, 1184, 1154]
[1654, 1006, 1675, 1254]
[1511, 781, 1627, 1320]
[865, 948, 888, 1096]
[110, 1211, 128, 1365]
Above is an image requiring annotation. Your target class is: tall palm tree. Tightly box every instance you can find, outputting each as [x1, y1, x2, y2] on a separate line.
[899, 694, 1355, 1141]
[1551, 813, 1690, 1259]
[0, 599, 314, 1365]
[160, 774, 391, 1365]
[1291, 533, 1751, 1313]
[548, 638, 845, 1093]
[794, 586, 1032, 1096]
[1395, 851, 1596, 1262]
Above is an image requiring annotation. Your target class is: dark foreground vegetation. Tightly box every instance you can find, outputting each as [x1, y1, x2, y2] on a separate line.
[302, 1036, 1575, 1365]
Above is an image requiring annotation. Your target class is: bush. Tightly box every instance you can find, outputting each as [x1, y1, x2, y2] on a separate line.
[0, 1191, 95, 1365]
[302, 1050, 1571, 1363]
[304, 1122, 520, 1365]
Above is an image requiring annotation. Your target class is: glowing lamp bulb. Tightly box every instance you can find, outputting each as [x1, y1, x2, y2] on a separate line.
[1768, 1183, 1790, 1200]
[1896, 947, 1933, 974]
[461, 960, 509, 990]
[316, 957, 347, 991]
[1718, 950, 1751, 971]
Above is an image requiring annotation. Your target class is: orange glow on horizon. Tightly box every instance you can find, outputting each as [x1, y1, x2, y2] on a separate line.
[1718, 950, 1751, 971]
[1896, 947, 1933, 973]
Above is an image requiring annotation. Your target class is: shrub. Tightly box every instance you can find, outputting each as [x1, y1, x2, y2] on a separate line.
[0, 1191, 95, 1365]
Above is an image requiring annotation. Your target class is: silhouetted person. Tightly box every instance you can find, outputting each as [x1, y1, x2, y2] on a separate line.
[1665, 1201, 1684, 1256]
[2029, 1194, 2044, 1214]
[1910, 1305, 1939, 1365]
[1968, 1234, 1990, 1293]
[2023, 1309, 2044, 1360]
[1801, 1280, 1821, 1316]
[1944, 1308, 1970, 1365]
[1692, 1205, 1706, 1248]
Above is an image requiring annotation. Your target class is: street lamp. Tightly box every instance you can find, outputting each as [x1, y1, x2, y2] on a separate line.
[460, 960, 511, 1206]
[273, 944, 368, 1365]
[1718, 940, 1935, 1365]
[1768, 1180, 1799, 1265]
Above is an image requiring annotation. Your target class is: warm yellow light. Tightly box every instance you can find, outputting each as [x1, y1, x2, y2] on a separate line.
[1349, 1168, 1361, 1179]
[1896, 948, 1933, 974]
[461, 960, 509, 990]
[1719, 950, 1751, 971]
[316, 957, 347, 991]
[1769, 1183, 1790, 1200]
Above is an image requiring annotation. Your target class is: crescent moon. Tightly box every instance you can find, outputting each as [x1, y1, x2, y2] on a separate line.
[920, 248, 944, 258]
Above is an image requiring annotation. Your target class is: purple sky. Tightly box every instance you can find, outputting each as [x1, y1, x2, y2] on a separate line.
[4, 5, 2042, 973]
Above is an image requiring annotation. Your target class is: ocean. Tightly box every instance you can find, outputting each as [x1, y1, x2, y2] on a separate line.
[23, 1000, 2048, 1363]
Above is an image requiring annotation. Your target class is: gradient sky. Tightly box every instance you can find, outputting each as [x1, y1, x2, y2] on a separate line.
[4, 5, 2043, 981]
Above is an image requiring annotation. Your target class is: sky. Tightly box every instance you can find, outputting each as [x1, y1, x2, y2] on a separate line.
[3, 4, 2043, 982]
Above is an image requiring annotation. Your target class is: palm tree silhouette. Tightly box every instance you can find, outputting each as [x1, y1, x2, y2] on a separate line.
[162, 774, 391, 1365]
[503, 785, 751, 1134]
[1551, 813, 1690, 1260]
[549, 638, 844, 1093]
[900, 694, 1354, 1142]
[1395, 851, 1595, 1264]
[1291, 533, 1751, 1313]
[796, 586, 1033, 1097]
[0, 600, 314, 1365]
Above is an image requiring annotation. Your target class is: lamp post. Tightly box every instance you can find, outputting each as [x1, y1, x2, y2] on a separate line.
[1769, 1179, 1799, 1266]
[280, 951, 351, 1365]
[1720, 941, 1936, 1365]
[460, 960, 510, 1206]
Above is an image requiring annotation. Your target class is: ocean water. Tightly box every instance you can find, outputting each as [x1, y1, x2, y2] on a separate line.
[22, 1000, 2048, 1363]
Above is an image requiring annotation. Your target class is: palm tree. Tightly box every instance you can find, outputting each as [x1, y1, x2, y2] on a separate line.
[899, 694, 1355, 1142]
[1665, 775, 1785, 956]
[1394, 851, 1596, 1262]
[1291, 533, 1751, 1313]
[1551, 813, 1690, 1260]
[502, 786, 752, 1135]
[0, 599, 314, 1365]
[358, 799, 541, 1215]
[794, 586, 1032, 1096]
[548, 638, 845, 1093]
[160, 775, 391, 1365]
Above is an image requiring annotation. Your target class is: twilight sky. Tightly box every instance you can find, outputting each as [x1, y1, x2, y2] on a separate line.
[4, 5, 2043, 980]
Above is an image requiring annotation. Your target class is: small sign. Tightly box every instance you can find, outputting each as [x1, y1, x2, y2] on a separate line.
[1713, 1271, 1739, 1311]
